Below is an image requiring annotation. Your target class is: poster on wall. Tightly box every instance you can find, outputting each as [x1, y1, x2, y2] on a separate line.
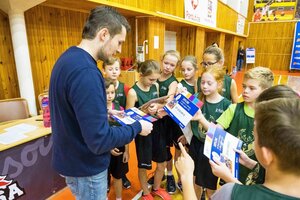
[246, 48, 255, 64]
[290, 21, 300, 71]
[236, 14, 245, 35]
[253, 0, 296, 22]
[184, 0, 217, 28]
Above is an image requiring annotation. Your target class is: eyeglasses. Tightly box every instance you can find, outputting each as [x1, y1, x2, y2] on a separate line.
[200, 61, 218, 67]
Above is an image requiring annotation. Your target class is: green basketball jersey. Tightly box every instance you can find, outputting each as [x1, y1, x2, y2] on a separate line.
[132, 84, 158, 108]
[232, 184, 300, 200]
[226, 102, 255, 184]
[199, 98, 231, 142]
[114, 81, 126, 108]
[157, 76, 178, 97]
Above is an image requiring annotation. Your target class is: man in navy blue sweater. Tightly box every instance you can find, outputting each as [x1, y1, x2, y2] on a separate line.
[49, 6, 153, 200]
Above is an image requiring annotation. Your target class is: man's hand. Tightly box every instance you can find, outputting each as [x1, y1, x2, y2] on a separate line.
[110, 148, 123, 156]
[139, 120, 153, 136]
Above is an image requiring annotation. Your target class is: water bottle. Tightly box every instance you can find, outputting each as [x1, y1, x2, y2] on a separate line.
[232, 66, 237, 75]
[41, 96, 51, 127]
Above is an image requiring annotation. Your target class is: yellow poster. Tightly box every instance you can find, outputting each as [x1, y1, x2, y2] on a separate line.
[253, 0, 296, 21]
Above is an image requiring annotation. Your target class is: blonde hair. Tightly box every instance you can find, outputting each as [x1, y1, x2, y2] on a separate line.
[255, 98, 300, 174]
[203, 45, 224, 64]
[137, 59, 160, 76]
[180, 55, 198, 70]
[200, 66, 225, 100]
[161, 50, 181, 64]
[104, 78, 116, 89]
[244, 67, 274, 89]
[102, 57, 121, 68]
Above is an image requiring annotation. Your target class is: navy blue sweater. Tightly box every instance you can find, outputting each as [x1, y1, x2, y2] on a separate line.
[49, 46, 141, 177]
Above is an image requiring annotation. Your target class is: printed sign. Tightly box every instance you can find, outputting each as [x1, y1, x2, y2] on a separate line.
[204, 125, 243, 178]
[246, 48, 255, 64]
[290, 21, 300, 70]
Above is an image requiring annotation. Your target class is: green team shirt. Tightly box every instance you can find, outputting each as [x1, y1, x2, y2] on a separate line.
[217, 102, 255, 184]
[132, 84, 158, 107]
[197, 75, 232, 101]
[114, 81, 126, 108]
[157, 75, 178, 97]
[199, 98, 231, 142]
[211, 183, 300, 200]
[232, 184, 300, 200]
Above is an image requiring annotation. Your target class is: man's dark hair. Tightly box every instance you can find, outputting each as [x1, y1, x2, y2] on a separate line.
[82, 6, 131, 39]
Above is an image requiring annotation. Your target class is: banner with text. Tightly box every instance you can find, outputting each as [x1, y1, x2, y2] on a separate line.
[290, 21, 300, 71]
[185, 0, 217, 28]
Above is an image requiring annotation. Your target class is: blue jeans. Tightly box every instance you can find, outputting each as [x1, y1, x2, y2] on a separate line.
[237, 59, 244, 71]
[65, 170, 107, 200]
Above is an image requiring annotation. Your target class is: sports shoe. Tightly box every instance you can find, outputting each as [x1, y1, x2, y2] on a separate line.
[151, 188, 172, 200]
[147, 174, 166, 185]
[122, 175, 131, 189]
[141, 193, 154, 200]
[176, 181, 183, 193]
[166, 175, 176, 194]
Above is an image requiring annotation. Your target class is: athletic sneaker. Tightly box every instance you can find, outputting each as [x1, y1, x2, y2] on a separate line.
[122, 175, 131, 189]
[176, 181, 183, 193]
[141, 193, 154, 200]
[151, 188, 172, 200]
[147, 174, 166, 185]
[166, 175, 176, 194]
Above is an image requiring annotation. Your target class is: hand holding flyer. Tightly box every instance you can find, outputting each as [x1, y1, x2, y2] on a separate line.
[204, 124, 243, 178]
[163, 83, 203, 129]
[111, 107, 157, 126]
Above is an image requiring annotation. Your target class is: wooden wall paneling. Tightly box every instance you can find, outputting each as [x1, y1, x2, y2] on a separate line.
[147, 18, 165, 61]
[25, 6, 88, 108]
[0, 12, 20, 99]
[194, 27, 205, 77]
[205, 32, 218, 48]
[246, 22, 295, 70]
[224, 34, 234, 72]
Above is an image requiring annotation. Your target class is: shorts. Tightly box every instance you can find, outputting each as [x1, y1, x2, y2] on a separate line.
[189, 136, 218, 190]
[164, 115, 183, 149]
[135, 119, 168, 169]
[109, 146, 128, 179]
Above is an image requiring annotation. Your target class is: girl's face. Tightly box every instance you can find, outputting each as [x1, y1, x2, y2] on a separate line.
[104, 61, 121, 81]
[162, 55, 178, 76]
[201, 72, 219, 96]
[242, 78, 263, 103]
[141, 72, 160, 87]
[202, 53, 222, 68]
[106, 84, 116, 103]
[181, 60, 196, 81]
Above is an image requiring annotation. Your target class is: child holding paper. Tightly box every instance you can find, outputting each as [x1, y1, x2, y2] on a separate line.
[190, 66, 231, 199]
[126, 60, 171, 200]
[194, 67, 274, 184]
[105, 78, 128, 199]
[176, 97, 300, 200]
[103, 57, 132, 189]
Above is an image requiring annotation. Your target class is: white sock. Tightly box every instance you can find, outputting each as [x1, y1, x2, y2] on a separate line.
[116, 198, 122, 200]
[167, 171, 173, 176]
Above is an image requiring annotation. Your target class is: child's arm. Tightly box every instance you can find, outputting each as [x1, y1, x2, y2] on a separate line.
[230, 80, 239, 103]
[209, 159, 242, 184]
[192, 109, 211, 131]
[126, 88, 137, 109]
[175, 143, 197, 200]
[166, 81, 178, 102]
[216, 104, 237, 129]
[123, 144, 129, 163]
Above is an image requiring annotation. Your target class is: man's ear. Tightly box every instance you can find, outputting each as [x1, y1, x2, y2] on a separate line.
[260, 146, 274, 167]
[97, 28, 110, 42]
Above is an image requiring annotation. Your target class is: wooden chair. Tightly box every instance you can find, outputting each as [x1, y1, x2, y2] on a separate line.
[0, 98, 31, 123]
